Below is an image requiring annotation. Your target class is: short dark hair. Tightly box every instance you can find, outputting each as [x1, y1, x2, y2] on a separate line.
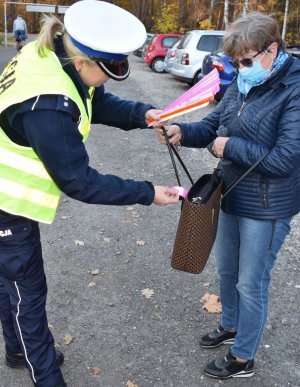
[223, 12, 282, 58]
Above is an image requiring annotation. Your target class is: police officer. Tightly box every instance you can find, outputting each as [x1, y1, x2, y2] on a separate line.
[0, 1, 179, 386]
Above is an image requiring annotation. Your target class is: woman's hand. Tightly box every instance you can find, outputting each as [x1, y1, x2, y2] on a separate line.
[145, 109, 162, 124]
[212, 137, 229, 158]
[154, 124, 182, 147]
[153, 186, 179, 206]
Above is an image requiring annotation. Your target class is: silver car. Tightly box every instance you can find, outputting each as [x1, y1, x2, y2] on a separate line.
[164, 39, 181, 73]
[171, 30, 224, 85]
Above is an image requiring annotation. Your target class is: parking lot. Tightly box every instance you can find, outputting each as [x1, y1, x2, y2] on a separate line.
[0, 48, 299, 387]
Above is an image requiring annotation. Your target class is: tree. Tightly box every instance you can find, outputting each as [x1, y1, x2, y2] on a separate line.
[282, 0, 289, 41]
[224, 0, 230, 28]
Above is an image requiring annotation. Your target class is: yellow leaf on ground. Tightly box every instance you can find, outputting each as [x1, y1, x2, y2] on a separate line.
[122, 219, 133, 224]
[126, 381, 138, 387]
[201, 293, 222, 314]
[61, 215, 73, 220]
[141, 288, 154, 299]
[91, 269, 101, 275]
[88, 367, 101, 376]
[63, 334, 74, 345]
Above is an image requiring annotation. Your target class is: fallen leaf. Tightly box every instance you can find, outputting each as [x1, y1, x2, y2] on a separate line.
[91, 269, 101, 276]
[136, 240, 145, 246]
[61, 215, 73, 220]
[141, 288, 154, 299]
[126, 380, 138, 387]
[132, 211, 140, 218]
[88, 282, 96, 287]
[122, 219, 133, 224]
[104, 237, 111, 243]
[63, 334, 74, 345]
[74, 240, 84, 246]
[88, 367, 101, 376]
[126, 207, 134, 211]
[201, 293, 222, 314]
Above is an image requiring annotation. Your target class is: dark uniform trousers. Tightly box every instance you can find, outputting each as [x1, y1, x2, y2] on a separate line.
[0, 212, 64, 386]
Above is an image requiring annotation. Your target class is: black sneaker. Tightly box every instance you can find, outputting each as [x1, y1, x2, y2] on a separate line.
[200, 325, 236, 348]
[204, 351, 254, 379]
[5, 350, 64, 369]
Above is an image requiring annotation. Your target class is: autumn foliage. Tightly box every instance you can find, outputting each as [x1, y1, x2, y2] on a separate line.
[0, 0, 299, 44]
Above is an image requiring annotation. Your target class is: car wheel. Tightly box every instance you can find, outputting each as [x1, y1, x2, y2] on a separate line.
[151, 57, 166, 73]
[193, 70, 201, 85]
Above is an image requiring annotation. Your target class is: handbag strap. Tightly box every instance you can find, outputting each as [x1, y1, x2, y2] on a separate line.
[162, 127, 194, 185]
[162, 127, 268, 197]
[221, 152, 267, 199]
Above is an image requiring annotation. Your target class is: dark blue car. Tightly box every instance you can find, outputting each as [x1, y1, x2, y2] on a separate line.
[199, 51, 236, 100]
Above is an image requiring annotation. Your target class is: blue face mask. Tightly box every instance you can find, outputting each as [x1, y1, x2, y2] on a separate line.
[238, 59, 270, 86]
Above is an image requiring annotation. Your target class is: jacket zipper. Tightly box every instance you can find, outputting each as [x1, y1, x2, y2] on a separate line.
[237, 101, 246, 116]
[236, 90, 269, 209]
[237, 89, 257, 117]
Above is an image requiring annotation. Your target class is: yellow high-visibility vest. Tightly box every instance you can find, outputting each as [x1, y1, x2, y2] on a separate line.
[0, 41, 93, 223]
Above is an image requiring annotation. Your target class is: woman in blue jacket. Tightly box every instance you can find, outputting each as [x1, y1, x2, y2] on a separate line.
[0, 1, 178, 386]
[156, 12, 300, 379]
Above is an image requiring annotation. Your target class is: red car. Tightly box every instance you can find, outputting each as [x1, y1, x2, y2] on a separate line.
[144, 33, 183, 73]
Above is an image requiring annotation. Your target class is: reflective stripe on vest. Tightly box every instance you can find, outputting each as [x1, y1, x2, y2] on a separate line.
[0, 42, 93, 223]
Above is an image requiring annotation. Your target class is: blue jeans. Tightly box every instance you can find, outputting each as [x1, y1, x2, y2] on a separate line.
[214, 210, 291, 360]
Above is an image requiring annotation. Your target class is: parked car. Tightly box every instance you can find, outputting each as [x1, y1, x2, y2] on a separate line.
[141, 33, 155, 61]
[199, 50, 235, 100]
[164, 39, 182, 73]
[133, 32, 155, 58]
[171, 30, 225, 85]
[144, 33, 183, 73]
[286, 45, 300, 58]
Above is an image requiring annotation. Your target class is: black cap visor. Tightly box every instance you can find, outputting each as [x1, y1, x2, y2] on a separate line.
[97, 58, 130, 81]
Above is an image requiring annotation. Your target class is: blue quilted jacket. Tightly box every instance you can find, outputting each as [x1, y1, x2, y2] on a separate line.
[180, 55, 300, 219]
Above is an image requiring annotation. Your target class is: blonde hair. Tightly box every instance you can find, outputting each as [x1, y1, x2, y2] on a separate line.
[36, 14, 92, 63]
[223, 12, 282, 58]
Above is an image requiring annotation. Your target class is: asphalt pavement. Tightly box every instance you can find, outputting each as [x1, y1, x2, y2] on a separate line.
[0, 46, 299, 387]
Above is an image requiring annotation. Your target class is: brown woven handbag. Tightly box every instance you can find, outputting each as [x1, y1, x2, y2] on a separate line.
[171, 170, 223, 273]
[162, 128, 267, 274]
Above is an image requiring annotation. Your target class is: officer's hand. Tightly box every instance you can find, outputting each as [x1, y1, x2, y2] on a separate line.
[153, 186, 179, 206]
[155, 124, 182, 147]
[145, 109, 162, 124]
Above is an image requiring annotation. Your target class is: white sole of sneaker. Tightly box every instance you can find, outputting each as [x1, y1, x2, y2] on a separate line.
[201, 338, 235, 348]
[204, 370, 254, 379]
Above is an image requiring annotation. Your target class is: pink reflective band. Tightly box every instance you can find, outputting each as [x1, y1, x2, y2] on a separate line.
[172, 186, 188, 199]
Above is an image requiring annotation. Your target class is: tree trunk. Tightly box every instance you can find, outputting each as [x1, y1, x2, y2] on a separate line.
[282, 0, 289, 41]
[243, 0, 249, 16]
[224, 0, 229, 28]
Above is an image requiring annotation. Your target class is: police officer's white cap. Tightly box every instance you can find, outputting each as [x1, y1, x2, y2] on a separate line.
[64, 0, 147, 61]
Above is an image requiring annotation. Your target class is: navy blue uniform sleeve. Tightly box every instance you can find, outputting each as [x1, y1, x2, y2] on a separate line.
[179, 98, 224, 148]
[13, 108, 155, 206]
[91, 85, 154, 130]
